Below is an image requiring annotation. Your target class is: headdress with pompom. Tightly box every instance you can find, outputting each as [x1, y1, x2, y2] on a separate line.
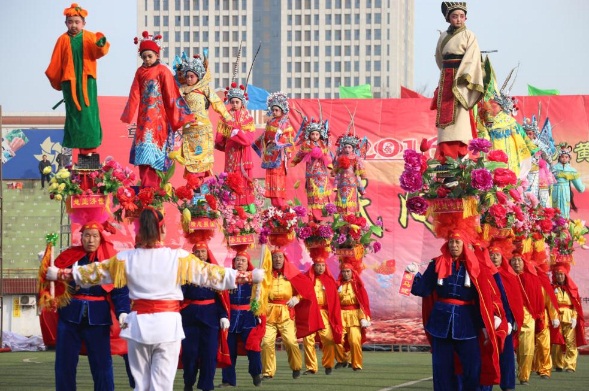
[267, 91, 290, 115]
[135, 31, 162, 55]
[64, 3, 88, 19]
[181, 54, 206, 80]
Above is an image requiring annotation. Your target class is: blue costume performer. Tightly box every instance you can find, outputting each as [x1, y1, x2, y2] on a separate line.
[180, 242, 229, 391]
[50, 221, 130, 391]
[220, 251, 264, 387]
[552, 143, 585, 219]
[407, 227, 505, 391]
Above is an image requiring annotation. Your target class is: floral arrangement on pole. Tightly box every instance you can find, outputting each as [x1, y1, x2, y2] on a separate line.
[174, 173, 220, 242]
[401, 138, 518, 219]
[258, 205, 301, 247]
[330, 211, 382, 260]
[205, 172, 264, 247]
[547, 217, 588, 264]
[112, 163, 176, 222]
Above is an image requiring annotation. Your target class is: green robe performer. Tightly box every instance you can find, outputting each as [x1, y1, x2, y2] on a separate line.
[45, 3, 109, 155]
[434, 2, 483, 163]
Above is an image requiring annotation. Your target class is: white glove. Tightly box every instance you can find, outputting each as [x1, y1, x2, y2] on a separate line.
[552, 319, 561, 328]
[482, 328, 489, 344]
[220, 317, 230, 330]
[571, 318, 577, 329]
[46, 266, 60, 281]
[404, 262, 418, 274]
[119, 313, 128, 329]
[360, 319, 371, 328]
[494, 315, 501, 330]
[286, 296, 300, 308]
[230, 129, 239, 137]
[507, 322, 513, 335]
[252, 269, 265, 284]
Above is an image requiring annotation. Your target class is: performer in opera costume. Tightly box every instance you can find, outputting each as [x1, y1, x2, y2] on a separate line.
[406, 220, 506, 390]
[120, 32, 194, 188]
[253, 92, 294, 208]
[38, 220, 130, 391]
[434, 2, 483, 162]
[174, 53, 232, 183]
[44, 208, 264, 391]
[302, 247, 343, 375]
[215, 82, 256, 205]
[180, 241, 230, 391]
[220, 251, 265, 388]
[292, 118, 333, 221]
[45, 3, 108, 155]
[260, 249, 322, 379]
[551, 263, 586, 373]
[332, 132, 367, 215]
[551, 143, 585, 219]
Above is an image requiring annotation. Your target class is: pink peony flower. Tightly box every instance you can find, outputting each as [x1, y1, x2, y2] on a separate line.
[468, 138, 492, 154]
[407, 196, 429, 215]
[471, 168, 493, 191]
[487, 150, 509, 163]
[310, 146, 323, 159]
[399, 171, 423, 193]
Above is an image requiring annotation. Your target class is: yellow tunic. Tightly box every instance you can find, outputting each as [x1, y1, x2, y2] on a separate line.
[261, 274, 302, 377]
[532, 287, 560, 377]
[303, 278, 335, 372]
[551, 286, 579, 371]
[335, 281, 367, 370]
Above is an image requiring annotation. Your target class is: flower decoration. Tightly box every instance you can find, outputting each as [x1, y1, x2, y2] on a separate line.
[399, 138, 519, 216]
[260, 206, 299, 247]
[48, 168, 83, 201]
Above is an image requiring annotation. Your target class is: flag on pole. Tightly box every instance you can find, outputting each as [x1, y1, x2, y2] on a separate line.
[528, 84, 560, 96]
[246, 84, 270, 110]
[339, 84, 373, 99]
[400, 86, 425, 98]
[482, 55, 498, 101]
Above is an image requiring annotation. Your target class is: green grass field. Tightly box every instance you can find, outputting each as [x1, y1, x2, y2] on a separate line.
[0, 349, 588, 390]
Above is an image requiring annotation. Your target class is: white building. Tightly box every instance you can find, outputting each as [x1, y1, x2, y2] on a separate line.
[138, 0, 414, 98]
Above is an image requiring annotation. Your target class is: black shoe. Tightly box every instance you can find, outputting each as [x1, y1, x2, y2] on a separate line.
[325, 367, 333, 375]
[253, 374, 262, 386]
[334, 362, 347, 369]
[555, 367, 563, 372]
[303, 370, 316, 375]
[540, 375, 549, 379]
[183, 386, 193, 391]
[293, 370, 301, 379]
[566, 369, 575, 373]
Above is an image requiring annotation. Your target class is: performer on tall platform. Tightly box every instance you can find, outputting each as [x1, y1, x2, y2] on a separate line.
[433, 2, 483, 162]
[253, 92, 294, 208]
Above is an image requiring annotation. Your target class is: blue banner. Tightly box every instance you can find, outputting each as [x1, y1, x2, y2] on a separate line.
[2, 129, 64, 179]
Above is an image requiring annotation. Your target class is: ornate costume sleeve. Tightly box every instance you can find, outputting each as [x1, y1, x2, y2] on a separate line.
[207, 87, 232, 121]
[45, 35, 67, 91]
[572, 174, 585, 193]
[177, 253, 238, 291]
[72, 256, 125, 288]
[120, 71, 141, 123]
[160, 67, 195, 130]
[291, 143, 310, 166]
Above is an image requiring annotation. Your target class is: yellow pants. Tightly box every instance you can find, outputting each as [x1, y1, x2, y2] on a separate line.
[261, 318, 302, 377]
[303, 310, 335, 372]
[532, 322, 551, 376]
[516, 310, 535, 382]
[551, 322, 578, 371]
[334, 326, 363, 370]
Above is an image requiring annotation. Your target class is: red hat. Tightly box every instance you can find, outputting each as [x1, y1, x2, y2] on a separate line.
[135, 31, 161, 55]
[64, 3, 88, 18]
[234, 250, 254, 271]
[309, 247, 329, 264]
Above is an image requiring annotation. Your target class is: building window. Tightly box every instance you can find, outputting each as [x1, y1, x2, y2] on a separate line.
[325, 46, 331, 56]
[287, 62, 292, 72]
[335, 30, 341, 40]
[175, 0, 181, 9]
[184, 31, 190, 41]
[295, 79, 301, 88]
[334, 62, 341, 72]
[304, 62, 310, 72]
[215, 31, 220, 41]
[193, 31, 199, 41]
[288, 15, 292, 25]
[374, 76, 381, 86]
[175, 16, 181, 25]
[295, 0, 302, 9]
[354, 60, 359, 71]
[335, 0, 342, 7]
[354, 45, 359, 55]
[304, 31, 311, 41]
[335, 14, 341, 24]
[354, 76, 359, 85]
[375, 29, 381, 40]
[175, 31, 181, 41]
[345, 14, 351, 24]
[214, 47, 220, 56]
[295, 62, 301, 72]
[203, 31, 209, 40]
[374, 60, 381, 71]
[345, 30, 351, 40]
[184, 0, 191, 9]
[375, 13, 382, 23]
[295, 31, 302, 41]
[193, 0, 199, 8]
[325, 62, 332, 72]
[314, 77, 319, 88]
[295, 46, 302, 56]
[314, 14, 319, 24]
[287, 47, 292, 56]
[305, 15, 311, 25]
[326, 31, 332, 40]
[345, 77, 351, 85]
[163, 31, 169, 42]
[326, 0, 331, 8]
[334, 46, 341, 56]
[366, 61, 371, 71]
[314, 46, 319, 56]
[184, 16, 190, 26]
[223, 15, 229, 25]
[203, 16, 209, 26]
[175, 46, 180, 56]
[345, 45, 351, 56]
[355, 13, 360, 24]
[304, 46, 311, 56]
[193, 16, 199, 26]
[215, 0, 220, 10]
[304, 78, 310, 88]
[223, 31, 229, 41]
[154, 16, 160, 26]
[215, 15, 220, 26]
[242, 15, 246, 24]
[163, 0, 169, 10]
[232, 31, 239, 41]
[325, 77, 332, 87]
[366, 45, 372, 55]
[232, 15, 239, 25]
[375, 45, 381, 55]
[163, 16, 169, 27]
[223, 63, 230, 73]
[288, 79, 292, 89]
[154, 0, 161, 9]
[295, 15, 302, 25]
[223, 47, 229, 57]
[375, 0, 381, 7]
[314, 62, 319, 72]
[326, 14, 331, 25]
[344, 61, 351, 72]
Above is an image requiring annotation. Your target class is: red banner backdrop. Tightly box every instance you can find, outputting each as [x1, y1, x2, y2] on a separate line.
[93, 96, 589, 344]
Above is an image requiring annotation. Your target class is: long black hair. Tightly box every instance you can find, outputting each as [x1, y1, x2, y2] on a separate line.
[136, 208, 164, 248]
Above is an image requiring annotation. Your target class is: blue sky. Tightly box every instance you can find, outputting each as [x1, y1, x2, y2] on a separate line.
[1, 0, 588, 113]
